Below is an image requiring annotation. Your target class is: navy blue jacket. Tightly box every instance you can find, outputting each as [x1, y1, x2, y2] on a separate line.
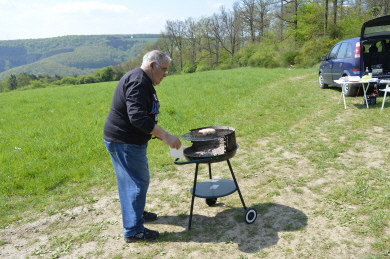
[103, 68, 159, 144]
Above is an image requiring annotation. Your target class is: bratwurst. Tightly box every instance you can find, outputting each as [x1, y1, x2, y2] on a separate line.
[198, 128, 216, 135]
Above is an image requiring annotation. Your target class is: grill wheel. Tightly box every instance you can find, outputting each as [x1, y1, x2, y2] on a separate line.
[205, 198, 217, 206]
[244, 207, 258, 224]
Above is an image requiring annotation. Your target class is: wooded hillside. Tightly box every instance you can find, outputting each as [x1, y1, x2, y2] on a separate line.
[154, 0, 390, 73]
[0, 34, 159, 80]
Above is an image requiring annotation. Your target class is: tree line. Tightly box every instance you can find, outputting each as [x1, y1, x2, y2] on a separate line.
[151, 0, 389, 73]
[0, 67, 123, 92]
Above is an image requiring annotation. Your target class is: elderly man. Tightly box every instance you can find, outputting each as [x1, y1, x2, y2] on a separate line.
[103, 50, 181, 242]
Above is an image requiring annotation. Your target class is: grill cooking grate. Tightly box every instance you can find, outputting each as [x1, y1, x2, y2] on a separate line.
[180, 128, 234, 142]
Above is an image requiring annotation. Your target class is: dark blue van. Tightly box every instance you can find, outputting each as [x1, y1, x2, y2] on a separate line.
[319, 15, 390, 96]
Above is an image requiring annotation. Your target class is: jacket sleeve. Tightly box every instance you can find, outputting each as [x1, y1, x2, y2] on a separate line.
[125, 82, 156, 134]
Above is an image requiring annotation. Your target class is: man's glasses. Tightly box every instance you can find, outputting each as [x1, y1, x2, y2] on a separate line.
[156, 63, 169, 74]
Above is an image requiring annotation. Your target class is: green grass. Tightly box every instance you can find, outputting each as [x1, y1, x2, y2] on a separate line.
[0, 84, 116, 221]
[1, 67, 389, 257]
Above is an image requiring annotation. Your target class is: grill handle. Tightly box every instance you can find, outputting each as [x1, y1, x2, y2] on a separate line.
[174, 157, 215, 165]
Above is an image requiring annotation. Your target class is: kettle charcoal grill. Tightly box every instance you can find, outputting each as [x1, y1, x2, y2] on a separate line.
[174, 126, 257, 230]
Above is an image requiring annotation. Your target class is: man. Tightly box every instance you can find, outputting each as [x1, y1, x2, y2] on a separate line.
[103, 50, 181, 242]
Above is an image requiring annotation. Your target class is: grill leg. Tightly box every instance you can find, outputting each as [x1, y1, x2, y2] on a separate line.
[188, 163, 200, 230]
[208, 163, 212, 179]
[226, 159, 247, 210]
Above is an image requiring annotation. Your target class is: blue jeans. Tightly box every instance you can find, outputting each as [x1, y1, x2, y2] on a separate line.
[104, 140, 149, 237]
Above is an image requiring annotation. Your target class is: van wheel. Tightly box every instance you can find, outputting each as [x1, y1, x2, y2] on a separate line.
[343, 83, 358, 97]
[318, 73, 328, 89]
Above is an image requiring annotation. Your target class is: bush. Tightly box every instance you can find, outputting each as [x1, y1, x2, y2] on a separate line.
[247, 52, 263, 67]
[78, 75, 98, 84]
[248, 51, 279, 68]
[30, 80, 46, 89]
[283, 50, 301, 66]
[114, 71, 125, 81]
[94, 66, 115, 81]
[234, 43, 258, 66]
[182, 62, 197, 73]
[263, 57, 280, 68]
[61, 77, 79, 85]
[294, 36, 338, 68]
[195, 61, 211, 72]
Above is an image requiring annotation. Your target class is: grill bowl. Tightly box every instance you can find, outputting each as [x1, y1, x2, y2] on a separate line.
[183, 144, 238, 163]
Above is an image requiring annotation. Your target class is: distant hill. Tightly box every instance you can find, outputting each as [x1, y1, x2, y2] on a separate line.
[0, 34, 159, 80]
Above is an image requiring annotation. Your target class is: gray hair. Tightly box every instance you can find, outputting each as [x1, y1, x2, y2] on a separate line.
[142, 50, 172, 67]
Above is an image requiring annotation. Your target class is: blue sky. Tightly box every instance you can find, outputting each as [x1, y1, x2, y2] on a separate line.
[0, 0, 237, 41]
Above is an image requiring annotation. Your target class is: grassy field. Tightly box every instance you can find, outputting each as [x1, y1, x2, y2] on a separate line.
[0, 67, 389, 258]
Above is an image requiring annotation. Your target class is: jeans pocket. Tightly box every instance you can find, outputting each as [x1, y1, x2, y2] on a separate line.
[104, 139, 116, 154]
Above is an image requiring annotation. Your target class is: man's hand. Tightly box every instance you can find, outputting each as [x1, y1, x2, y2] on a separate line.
[163, 134, 181, 149]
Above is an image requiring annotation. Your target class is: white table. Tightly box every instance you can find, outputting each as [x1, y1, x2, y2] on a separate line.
[334, 79, 375, 109]
[379, 80, 390, 110]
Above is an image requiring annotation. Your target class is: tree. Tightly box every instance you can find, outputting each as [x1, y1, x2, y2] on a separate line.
[366, 0, 390, 16]
[7, 74, 17, 90]
[16, 73, 32, 88]
[184, 18, 200, 69]
[157, 32, 176, 63]
[165, 20, 187, 71]
[197, 17, 221, 68]
[210, 6, 242, 59]
[95, 66, 115, 82]
[239, 0, 259, 43]
[256, 0, 272, 40]
[324, 0, 329, 34]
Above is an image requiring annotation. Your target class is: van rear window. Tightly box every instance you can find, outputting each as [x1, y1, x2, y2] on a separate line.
[364, 25, 390, 37]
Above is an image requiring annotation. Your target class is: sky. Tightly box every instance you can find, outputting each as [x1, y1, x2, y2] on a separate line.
[0, 0, 237, 41]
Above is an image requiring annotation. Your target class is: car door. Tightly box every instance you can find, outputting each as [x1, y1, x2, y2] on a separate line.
[321, 43, 341, 84]
[331, 42, 349, 81]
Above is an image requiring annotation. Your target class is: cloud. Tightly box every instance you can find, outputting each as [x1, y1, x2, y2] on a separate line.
[0, 0, 237, 40]
[47, 1, 131, 15]
[0, 1, 134, 39]
[211, 1, 227, 10]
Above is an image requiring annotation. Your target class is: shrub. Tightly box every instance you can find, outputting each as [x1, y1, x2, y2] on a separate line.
[78, 75, 98, 84]
[94, 66, 115, 81]
[234, 43, 258, 66]
[195, 61, 211, 72]
[61, 77, 79, 85]
[219, 62, 235, 70]
[248, 51, 279, 68]
[294, 36, 339, 68]
[283, 50, 301, 66]
[182, 62, 197, 73]
[30, 80, 46, 89]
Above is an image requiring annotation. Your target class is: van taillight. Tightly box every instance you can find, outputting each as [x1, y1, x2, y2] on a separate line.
[354, 42, 361, 58]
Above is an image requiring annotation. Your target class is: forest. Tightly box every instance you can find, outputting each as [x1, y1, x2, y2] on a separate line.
[147, 0, 390, 74]
[0, 0, 389, 92]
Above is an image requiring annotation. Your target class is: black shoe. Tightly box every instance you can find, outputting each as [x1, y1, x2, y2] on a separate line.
[124, 228, 159, 243]
[142, 211, 157, 222]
